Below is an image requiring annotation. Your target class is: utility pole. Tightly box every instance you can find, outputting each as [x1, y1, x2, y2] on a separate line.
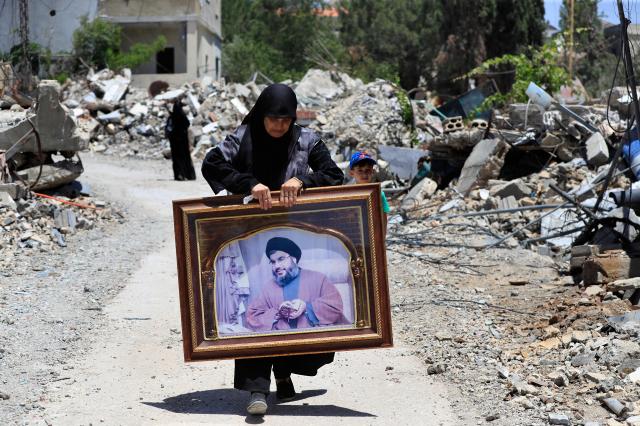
[18, 0, 31, 90]
[580, 0, 640, 229]
[568, 0, 575, 82]
[618, 0, 640, 133]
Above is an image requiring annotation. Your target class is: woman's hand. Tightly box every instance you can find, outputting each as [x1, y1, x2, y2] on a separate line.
[280, 178, 303, 208]
[251, 183, 272, 210]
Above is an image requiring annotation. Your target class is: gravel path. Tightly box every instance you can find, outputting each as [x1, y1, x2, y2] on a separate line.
[1, 154, 468, 425]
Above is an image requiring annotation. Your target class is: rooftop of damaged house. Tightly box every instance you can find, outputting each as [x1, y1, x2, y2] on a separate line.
[4, 0, 640, 425]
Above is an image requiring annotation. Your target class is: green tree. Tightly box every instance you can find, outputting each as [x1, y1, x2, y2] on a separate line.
[559, 0, 618, 94]
[486, 0, 545, 59]
[433, 0, 497, 94]
[339, 0, 442, 88]
[221, 0, 341, 82]
[468, 42, 570, 106]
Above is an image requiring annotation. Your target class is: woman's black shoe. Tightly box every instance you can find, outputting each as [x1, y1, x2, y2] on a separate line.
[276, 377, 296, 401]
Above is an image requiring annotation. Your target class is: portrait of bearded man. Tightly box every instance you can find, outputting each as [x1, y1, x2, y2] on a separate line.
[246, 237, 350, 331]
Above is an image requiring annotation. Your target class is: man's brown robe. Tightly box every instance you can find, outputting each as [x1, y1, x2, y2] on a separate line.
[246, 269, 350, 331]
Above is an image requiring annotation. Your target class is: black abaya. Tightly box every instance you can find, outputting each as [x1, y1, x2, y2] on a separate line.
[168, 102, 196, 181]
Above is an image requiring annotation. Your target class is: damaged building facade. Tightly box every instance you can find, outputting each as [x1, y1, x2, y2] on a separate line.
[98, 0, 223, 87]
[0, 1, 98, 55]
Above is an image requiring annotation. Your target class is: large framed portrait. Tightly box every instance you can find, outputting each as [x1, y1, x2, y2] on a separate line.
[173, 183, 392, 361]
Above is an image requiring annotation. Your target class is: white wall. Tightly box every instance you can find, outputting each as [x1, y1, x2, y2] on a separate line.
[0, 0, 98, 54]
[197, 22, 222, 79]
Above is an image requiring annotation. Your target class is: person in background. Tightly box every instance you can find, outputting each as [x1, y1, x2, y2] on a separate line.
[410, 155, 432, 187]
[166, 99, 196, 181]
[348, 151, 390, 236]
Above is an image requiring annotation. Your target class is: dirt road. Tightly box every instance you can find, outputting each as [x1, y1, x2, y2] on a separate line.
[20, 154, 471, 425]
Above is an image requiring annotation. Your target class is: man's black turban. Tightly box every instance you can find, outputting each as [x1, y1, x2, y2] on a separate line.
[265, 237, 302, 262]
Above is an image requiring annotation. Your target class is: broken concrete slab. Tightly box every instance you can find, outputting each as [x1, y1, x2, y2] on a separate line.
[230, 97, 249, 115]
[609, 277, 640, 292]
[0, 80, 87, 154]
[97, 110, 122, 124]
[490, 179, 533, 200]
[0, 191, 16, 210]
[154, 89, 185, 101]
[17, 160, 84, 191]
[401, 178, 437, 210]
[99, 75, 130, 104]
[540, 208, 582, 248]
[456, 139, 510, 195]
[128, 103, 149, 117]
[585, 132, 609, 166]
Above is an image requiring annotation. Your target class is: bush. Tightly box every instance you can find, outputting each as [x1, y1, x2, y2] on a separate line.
[72, 16, 165, 71]
[107, 36, 166, 70]
[54, 72, 70, 85]
[72, 16, 121, 69]
[396, 89, 413, 125]
[468, 42, 569, 107]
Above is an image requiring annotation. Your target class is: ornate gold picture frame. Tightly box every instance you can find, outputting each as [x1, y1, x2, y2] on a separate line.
[173, 183, 392, 361]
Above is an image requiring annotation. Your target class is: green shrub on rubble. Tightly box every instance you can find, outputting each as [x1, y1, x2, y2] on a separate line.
[467, 42, 569, 107]
[396, 89, 413, 125]
[54, 72, 70, 85]
[73, 16, 121, 69]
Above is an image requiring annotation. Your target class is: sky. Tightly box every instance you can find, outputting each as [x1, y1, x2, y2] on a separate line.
[544, 0, 634, 28]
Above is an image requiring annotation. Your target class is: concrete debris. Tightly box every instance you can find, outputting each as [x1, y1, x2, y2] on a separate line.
[548, 413, 571, 425]
[401, 178, 437, 211]
[585, 132, 610, 166]
[455, 139, 510, 195]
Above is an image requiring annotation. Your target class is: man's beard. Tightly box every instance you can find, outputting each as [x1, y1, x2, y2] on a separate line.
[273, 264, 300, 286]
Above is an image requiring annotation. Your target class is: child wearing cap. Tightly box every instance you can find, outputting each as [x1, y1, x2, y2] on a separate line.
[348, 151, 390, 237]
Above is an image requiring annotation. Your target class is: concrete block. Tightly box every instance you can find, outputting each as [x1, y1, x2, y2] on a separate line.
[490, 179, 532, 200]
[497, 195, 518, 210]
[585, 132, 609, 166]
[548, 413, 570, 425]
[442, 116, 464, 133]
[54, 208, 77, 231]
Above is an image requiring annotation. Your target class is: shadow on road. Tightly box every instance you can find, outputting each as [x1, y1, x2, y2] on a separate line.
[143, 388, 376, 419]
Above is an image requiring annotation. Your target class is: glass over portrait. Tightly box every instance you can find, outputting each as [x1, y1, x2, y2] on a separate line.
[210, 227, 356, 338]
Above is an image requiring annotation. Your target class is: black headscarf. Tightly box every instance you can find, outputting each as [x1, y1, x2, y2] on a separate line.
[242, 84, 300, 190]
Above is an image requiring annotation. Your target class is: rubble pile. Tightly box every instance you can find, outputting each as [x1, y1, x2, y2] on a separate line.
[44, 68, 414, 162]
[308, 79, 414, 159]
[380, 81, 640, 423]
[0, 191, 120, 269]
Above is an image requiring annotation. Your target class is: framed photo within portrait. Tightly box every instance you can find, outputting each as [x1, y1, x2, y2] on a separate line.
[173, 183, 392, 361]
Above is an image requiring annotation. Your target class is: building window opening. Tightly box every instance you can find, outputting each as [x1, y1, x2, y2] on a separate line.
[156, 47, 175, 74]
